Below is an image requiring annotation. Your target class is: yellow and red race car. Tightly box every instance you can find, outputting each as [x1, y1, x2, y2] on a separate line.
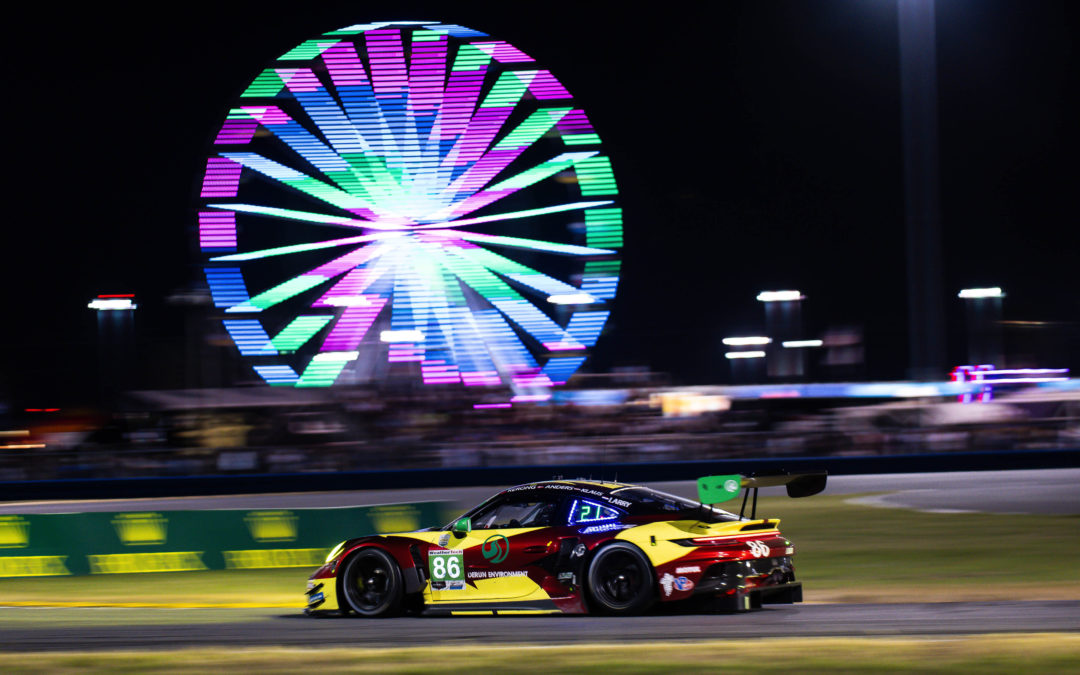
[305, 474, 824, 616]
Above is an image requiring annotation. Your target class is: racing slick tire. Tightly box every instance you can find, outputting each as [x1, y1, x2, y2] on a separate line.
[585, 542, 655, 615]
[339, 547, 405, 617]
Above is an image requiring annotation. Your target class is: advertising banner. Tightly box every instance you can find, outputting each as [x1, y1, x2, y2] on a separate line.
[0, 502, 448, 577]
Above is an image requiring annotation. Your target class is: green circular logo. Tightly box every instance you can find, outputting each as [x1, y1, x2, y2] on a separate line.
[481, 534, 509, 564]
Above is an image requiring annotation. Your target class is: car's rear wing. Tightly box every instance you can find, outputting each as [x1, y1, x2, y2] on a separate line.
[697, 472, 827, 520]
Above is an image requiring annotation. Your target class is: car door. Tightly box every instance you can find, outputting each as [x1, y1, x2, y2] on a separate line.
[429, 494, 565, 603]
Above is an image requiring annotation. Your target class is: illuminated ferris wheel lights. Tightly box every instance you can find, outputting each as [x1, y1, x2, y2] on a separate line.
[544, 341, 587, 352]
[312, 351, 360, 362]
[202, 21, 621, 389]
[447, 231, 615, 256]
[381, 329, 426, 343]
[209, 203, 371, 228]
[412, 200, 616, 229]
[210, 232, 401, 263]
[322, 296, 374, 307]
[547, 293, 597, 305]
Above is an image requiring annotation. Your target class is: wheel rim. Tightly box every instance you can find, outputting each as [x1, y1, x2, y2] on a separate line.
[594, 550, 647, 608]
[345, 554, 393, 612]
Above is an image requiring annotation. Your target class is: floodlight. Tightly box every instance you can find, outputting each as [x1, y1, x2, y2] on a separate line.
[756, 290, 804, 302]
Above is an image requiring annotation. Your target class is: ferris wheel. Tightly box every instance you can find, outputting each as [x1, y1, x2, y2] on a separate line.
[197, 21, 622, 393]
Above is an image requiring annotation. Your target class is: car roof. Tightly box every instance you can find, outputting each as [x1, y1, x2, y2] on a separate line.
[501, 479, 634, 495]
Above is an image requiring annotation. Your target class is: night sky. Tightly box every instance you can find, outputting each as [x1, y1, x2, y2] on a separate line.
[3, 2, 1078, 408]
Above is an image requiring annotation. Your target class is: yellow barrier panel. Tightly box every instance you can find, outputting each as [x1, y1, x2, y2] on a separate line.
[0, 555, 70, 577]
[87, 552, 208, 574]
[222, 548, 327, 569]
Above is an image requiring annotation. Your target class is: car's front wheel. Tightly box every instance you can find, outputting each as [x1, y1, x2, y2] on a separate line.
[586, 542, 655, 615]
[339, 547, 404, 617]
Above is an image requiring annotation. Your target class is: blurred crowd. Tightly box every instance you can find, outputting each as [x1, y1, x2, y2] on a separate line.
[2, 386, 1078, 481]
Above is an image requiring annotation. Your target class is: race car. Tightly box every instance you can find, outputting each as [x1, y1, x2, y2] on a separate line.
[304, 473, 825, 616]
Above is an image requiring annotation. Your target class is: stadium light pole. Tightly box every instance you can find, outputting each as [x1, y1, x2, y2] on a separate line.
[958, 287, 1004, 367]
[899, 0, 947, 380]
[89, 294, 137, 404]
[757, 291, 805, 379]
[723, 340, 767, 384]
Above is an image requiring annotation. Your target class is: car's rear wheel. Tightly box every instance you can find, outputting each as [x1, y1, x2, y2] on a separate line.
[586, 542, 655, 615]
[339, 547, 404, 617]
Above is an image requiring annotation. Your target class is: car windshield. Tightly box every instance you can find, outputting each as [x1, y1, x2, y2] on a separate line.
[471, 500, 558, 529]
[611, 486, 741, 522]
[443, 489, 560, 530]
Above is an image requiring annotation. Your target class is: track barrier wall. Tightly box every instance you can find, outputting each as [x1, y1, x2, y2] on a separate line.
[0, 448, 1076, 501]
[0, 502, 449, 578]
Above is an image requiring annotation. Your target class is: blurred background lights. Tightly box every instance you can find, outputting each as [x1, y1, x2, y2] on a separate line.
[88, 295, 137, 311]
[756, 290, 804, 302]
[725, 350, 766, 359]
[380, 329, 425, 343]
[548, 293, 596, 305]
[782, 339, 823, 348]
[722, 336, 772, 346]
[958, 287, 1004, 299]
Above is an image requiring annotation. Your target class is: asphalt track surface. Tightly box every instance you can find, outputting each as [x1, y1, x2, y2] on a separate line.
[1, 601, 1078, 651]
[4, 469, 1079, 515]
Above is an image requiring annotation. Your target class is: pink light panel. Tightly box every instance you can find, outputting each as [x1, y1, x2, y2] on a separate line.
[388, 344, 424, 362]
[421, 359, 461, 384]
[528, 71, 571, 100]
[200, 158, 242, 198]
[198, 211, 237, 249]
[215, 120, 259, 145]
[471, 41, 534, 63]
[320, 297, 387, 352]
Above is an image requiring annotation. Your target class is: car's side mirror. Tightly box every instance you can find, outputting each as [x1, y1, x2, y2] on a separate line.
[452, 517, 472, 537]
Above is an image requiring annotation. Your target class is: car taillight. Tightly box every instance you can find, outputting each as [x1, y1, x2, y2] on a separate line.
[674, 536, 792, 557]
[673, 536, 747, 549]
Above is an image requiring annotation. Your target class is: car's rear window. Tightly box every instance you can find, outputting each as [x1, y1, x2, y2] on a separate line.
[610, 487, 741, 522]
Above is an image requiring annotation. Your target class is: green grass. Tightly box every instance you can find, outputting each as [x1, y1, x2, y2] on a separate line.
[1, 635, 1078, 674]
[0, 569, 307, 607]
[0, 607, 279, 628]
[0, 494, 1077, 606]
[755, 493, 1080, 602]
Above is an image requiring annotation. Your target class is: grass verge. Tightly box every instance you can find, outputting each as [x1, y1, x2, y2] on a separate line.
[0, 635, 1078, 674]
[0, 569, 306, 608]
[757, 493, 1080, 602]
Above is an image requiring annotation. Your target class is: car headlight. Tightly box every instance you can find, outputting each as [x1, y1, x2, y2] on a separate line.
[325, 541, 346, 564]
